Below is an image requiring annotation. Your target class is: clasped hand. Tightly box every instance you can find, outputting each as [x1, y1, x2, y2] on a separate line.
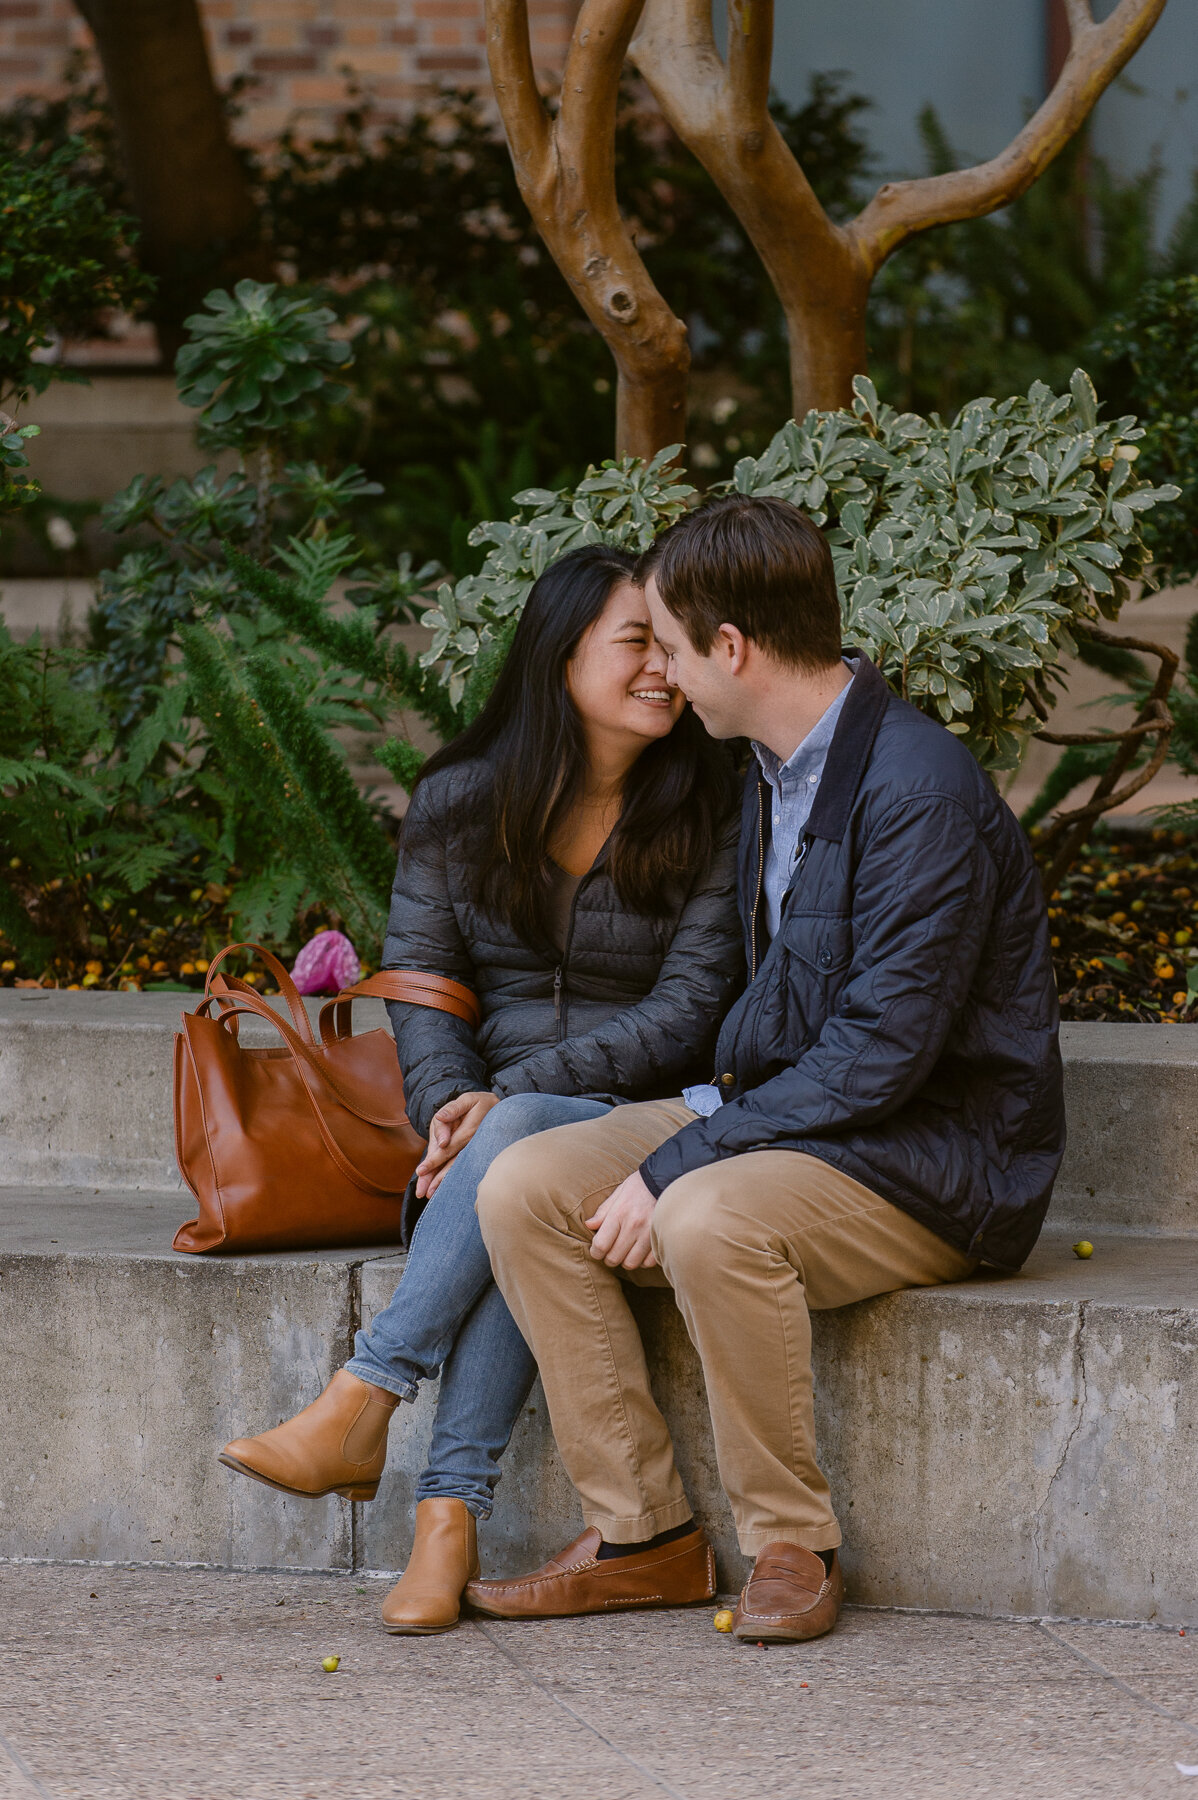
[585, 1170, 658, 1270]
[414, 1090, 500, 1198]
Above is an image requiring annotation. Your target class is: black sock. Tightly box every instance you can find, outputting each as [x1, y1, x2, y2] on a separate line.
[818, 1548, 835, 1573]
[596, 1519, 695, 1561]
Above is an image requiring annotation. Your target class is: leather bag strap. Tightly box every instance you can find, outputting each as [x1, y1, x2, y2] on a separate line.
[319, 969, 480, 1045]
[193, 994, 409, 1196]
[204, 941, 314, 1043]
[196, 985, 408, 1128]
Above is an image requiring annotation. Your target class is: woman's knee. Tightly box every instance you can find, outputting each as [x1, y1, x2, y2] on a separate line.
[476, 1091, 578, 1157]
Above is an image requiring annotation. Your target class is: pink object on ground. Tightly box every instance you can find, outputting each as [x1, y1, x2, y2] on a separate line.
[290, 931, 361, 995]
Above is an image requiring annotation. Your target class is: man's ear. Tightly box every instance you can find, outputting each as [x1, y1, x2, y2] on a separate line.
[716, 623, 750, 676]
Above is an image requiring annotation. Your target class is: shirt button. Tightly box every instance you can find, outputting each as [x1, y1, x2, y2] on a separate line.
[720, 1072, 735, 1086]
[819, 948, 833, 968]
[808, 774, 818, 785]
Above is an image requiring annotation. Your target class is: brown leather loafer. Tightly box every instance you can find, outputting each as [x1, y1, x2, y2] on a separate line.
[464, 1525, 716, 1620]
[732, 1543, 843, 1643]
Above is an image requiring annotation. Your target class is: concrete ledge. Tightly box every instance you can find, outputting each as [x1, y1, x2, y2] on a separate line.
[3, 1191, 1195, 1625]
[1055, 1021, 1198, 1233]
[0, 991, 387, 1189]
[4, 995, 1195, 1227]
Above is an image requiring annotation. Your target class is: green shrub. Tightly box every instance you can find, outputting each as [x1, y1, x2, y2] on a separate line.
[87, 283, 456, 723]
[176, 280, 351, 445]
[0, 135, 149, 408]
[1090, 274, 1198, 582]
[423, 372, 1177, 768]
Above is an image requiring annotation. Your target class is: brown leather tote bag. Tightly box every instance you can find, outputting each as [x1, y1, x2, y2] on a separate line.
[172, 942, 480, 1254]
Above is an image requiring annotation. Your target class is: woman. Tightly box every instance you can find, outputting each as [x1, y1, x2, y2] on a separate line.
[219, 545, 742, 1633]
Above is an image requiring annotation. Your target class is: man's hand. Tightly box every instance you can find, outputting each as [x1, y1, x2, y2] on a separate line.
[585, 1170, 658, 1270]
[415, 1091, 499, 1198]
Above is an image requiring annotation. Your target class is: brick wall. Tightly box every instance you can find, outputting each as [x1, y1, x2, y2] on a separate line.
[0, 0, 580, 138]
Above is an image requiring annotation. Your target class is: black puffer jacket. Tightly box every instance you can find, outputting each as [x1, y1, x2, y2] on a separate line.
[641, 654, 1065, 1272]
[383, 755, 744, 1140]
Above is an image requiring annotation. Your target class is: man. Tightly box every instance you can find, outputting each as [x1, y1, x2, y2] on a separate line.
[467, 494, 1065, 1643]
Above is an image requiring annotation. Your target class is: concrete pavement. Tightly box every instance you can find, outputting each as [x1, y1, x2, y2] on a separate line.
[1, 1564, 1196, 1800]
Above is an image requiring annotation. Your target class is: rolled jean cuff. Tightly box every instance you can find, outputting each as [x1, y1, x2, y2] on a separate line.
[580, 1495, 695, 1544]
[343, 1354, 417, 1404]
[737, 1525, 842, 1558]
[415, 1483, 493, 1522]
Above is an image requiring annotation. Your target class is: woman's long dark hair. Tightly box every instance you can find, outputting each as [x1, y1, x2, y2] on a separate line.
[410, 544, 735, 945]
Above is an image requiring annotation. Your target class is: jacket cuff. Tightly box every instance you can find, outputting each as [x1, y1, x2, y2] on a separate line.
[640, 1117, 717, 1196]
[491, 1064, 537, 1100]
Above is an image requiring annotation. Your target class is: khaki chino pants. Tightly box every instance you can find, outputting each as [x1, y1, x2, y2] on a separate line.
[476, 1099, 975, 1555]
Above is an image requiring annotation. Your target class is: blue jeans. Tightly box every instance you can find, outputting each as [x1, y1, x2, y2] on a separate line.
[344, 1091, 611, 1519]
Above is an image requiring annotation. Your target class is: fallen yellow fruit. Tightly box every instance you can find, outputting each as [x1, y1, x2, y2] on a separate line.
[1072, 1241, 1094, 1259]
[713, 1609, 735, 1633]
[321, 1655, 341, 1673]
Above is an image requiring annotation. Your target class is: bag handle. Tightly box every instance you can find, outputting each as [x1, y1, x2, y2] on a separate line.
[195, 982, 410, 1129]
[318, 969, 480, 1045]
[195, 997, 407, 1197]
[204, 942, 315, 1044]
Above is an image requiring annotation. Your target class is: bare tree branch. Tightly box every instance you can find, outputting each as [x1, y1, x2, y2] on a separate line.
[485, 0, 552, 182]
[632, 0, 869, 415]
[1034, 624, 1179, 895]
[725, 0, 772, 126]
[485, 0, 689, 459]
[848, 0, 1169, 274]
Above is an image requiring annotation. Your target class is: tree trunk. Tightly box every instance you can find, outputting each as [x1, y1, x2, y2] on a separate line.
[615, 357, 689, 462]
[782, 263, 871, 416]
[73, 0, 271, 362]
[487, 0, 690, 464]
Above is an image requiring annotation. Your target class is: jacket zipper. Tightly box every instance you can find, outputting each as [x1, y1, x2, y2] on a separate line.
[555, 877, 586, 1043]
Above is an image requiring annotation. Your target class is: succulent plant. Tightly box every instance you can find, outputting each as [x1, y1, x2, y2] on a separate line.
[175, 280, 351, 446]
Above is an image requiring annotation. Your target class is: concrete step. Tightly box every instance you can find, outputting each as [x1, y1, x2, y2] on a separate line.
[3, 992, 1195, 1232]
[1, 1188, 1194, 1626]
[0, 990, 387, 1190]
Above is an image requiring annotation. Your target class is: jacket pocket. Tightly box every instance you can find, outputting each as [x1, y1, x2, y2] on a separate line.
[785, 913, 854, 977]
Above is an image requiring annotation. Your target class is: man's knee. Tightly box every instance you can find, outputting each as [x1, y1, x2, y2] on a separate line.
[475, 1129, 573, 1252]
[650, 1173, 733, 1283]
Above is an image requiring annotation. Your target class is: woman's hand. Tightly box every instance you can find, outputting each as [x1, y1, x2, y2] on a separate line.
[414, 1091, 500, 1199]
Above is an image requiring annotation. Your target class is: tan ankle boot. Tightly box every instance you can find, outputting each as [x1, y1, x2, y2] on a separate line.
[381, 1498, 480, 1634]
[219, 1370, 401, 1501]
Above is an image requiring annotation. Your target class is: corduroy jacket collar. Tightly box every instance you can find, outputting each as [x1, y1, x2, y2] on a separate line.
[804, 650, 891, 844]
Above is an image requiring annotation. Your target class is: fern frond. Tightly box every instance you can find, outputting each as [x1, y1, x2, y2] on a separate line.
[0, 756, 103, 804]
[276, 531, 360, 601]
[225, 545, 462, 739]
[377, 737, 426, 795]
[246, 650, 394, 916]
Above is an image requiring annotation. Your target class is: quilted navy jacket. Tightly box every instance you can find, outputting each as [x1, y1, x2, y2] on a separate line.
[641, 653, 1065, 1272]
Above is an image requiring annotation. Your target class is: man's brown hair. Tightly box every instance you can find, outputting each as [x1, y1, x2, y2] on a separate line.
[637, 493, 842, 670]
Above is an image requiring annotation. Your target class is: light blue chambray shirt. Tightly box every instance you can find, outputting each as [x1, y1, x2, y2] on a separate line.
[682, 666, 854, 1120]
